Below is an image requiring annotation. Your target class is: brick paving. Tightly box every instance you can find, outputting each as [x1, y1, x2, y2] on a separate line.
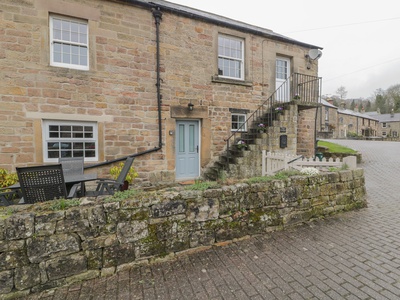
[25, 140, 400, 300]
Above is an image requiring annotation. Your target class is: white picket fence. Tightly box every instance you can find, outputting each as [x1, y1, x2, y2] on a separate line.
[262, 150, 357, 176]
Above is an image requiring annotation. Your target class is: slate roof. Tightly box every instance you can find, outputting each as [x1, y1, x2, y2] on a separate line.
[320, 100, 378, 121]
[369, 113, 400, 123]
[121, 0, 322, 50]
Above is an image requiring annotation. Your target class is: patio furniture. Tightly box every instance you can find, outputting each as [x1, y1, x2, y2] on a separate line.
[85, 156, 135, 197]
[59, 157, 84, 176]
[16, 164, 75, 204]
[0, 187, 21, 206]
[59, 157, 85, 197]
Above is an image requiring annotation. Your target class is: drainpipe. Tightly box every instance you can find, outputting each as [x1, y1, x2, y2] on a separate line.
[86, 6, 164, 169]
[153, 7, 163, 149]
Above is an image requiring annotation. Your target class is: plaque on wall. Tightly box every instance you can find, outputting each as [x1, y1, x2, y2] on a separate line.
[280, 127, 286, 133]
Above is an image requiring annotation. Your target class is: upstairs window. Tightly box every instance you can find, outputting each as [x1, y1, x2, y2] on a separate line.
[382, 123, 387, 128]
[218, 35, 244, 80]
[50, 15, 89, 70]
[43, 120, 98, 162]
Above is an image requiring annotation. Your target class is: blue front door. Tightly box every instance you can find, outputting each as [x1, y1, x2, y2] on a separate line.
[176, 120, 200, 180]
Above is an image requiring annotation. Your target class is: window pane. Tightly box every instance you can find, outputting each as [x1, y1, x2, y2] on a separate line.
[74, 142, 84, 150]
[71, 22, 79, 33]
[79, 33, 87, 44]
[178, 124, 185, 152]
[61, 151, 72, 158]
[53, 29, 62, 40]
[62, 30, 70, 42]
[71, 32, 79, 43]
[189, 125, 195, 152]
[73, 150, 84, 157]
[85, 150, 95, 157]
[53, 19, 61, 29]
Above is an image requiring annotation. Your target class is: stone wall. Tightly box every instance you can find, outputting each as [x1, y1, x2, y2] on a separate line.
[297, 108, 318, 156]
[0, 169, 366, 298]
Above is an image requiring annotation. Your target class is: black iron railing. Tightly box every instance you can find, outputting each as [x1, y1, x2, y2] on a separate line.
[223, 73, 322, 170]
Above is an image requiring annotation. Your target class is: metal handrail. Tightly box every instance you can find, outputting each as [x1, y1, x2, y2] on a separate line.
[224, 73, 321, 170]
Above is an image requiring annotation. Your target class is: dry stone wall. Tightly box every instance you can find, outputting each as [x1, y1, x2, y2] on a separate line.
[0, 169, 366, 298]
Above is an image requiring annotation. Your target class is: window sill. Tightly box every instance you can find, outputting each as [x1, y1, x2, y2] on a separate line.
[211, 76, 252, 87]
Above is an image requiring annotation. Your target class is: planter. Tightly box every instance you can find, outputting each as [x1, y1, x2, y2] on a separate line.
[120, 180, 129, 191]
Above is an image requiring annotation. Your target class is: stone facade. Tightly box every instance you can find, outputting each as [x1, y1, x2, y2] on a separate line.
[317, 100, 379, 139]
[0, 169, 366, 298]
[369, 112, 400, 140]
[0, 0, 321, 183]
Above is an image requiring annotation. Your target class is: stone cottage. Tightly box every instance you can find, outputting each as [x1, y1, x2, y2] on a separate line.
[0, 0, 322, 184]
[366, 110, 400, 140]
[317, 100, 379, 139]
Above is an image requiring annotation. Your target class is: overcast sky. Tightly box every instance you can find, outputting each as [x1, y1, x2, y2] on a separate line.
[168, 0, 400, 99]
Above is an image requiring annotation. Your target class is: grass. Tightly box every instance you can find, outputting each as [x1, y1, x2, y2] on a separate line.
[318, 140, 357, 154]
[49, 198, 81, 210]
[184, 180, 221, 191]
[245, 170, 302, 184]
[104, 188, 140, 202]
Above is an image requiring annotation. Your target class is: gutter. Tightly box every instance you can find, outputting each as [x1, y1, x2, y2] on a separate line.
[86, 6, 164, 170]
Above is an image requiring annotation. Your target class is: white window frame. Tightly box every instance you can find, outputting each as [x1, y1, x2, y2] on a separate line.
[231, 113, 247, 132]
[42, 120, 98, 163]
[218, 35, 244, 80]
[382, 122, 387, 128]
[393, 131, 398, 137]
[50, 15, 89, 70]
[382, 131, 387, 137]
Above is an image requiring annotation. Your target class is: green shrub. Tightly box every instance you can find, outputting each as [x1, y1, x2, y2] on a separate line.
[0, 169, 18, 188]
[50, 199, 81, 210]
[109, 163, 138, 184]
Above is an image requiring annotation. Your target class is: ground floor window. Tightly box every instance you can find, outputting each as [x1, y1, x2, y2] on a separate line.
[43, 120, 98, 162]
[231, 114, 247, 131]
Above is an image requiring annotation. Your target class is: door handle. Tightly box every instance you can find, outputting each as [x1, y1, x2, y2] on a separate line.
[196, 145, 199, 153]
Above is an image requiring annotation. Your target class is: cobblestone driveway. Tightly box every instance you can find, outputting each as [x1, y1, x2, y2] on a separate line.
[27, 140, 400, 300]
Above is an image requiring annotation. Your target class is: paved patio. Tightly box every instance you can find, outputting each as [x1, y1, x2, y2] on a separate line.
[25, 140, 400, 299]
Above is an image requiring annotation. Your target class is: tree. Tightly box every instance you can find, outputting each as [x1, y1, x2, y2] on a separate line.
[375, 93, 387, 114]
[350, 100, 355, 111]
[365, 100, 372, 112]
[336, 86, 348, 100]
[386, 84, 400, 112]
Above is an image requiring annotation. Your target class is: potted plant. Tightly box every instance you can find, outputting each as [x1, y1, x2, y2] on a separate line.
[257, 123, 267, 133]
[275, 106, 283, 114]
[109, 162, 138, 191]
[293, 94, 301, 100]
[236, 140, 248, 150]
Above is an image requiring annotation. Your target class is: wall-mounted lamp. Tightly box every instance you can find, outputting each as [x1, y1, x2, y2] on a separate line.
[305, 49, 323, 70]
[188, 101, 194, 112]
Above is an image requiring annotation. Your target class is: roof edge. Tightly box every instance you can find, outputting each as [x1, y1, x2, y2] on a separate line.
[114, 0, 322, 50]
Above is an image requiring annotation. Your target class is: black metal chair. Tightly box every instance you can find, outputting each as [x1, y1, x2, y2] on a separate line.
[16, 164, 70, 204]
[58, 157, 84, 177]
[59, 157, 84, 197]
[86, 156, 135, 197]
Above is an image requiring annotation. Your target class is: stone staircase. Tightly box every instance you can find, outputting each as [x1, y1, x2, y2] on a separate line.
[203, 105, 289, 181]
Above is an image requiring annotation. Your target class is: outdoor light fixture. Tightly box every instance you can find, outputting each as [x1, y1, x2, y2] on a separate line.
[188, 101, 194, 111]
